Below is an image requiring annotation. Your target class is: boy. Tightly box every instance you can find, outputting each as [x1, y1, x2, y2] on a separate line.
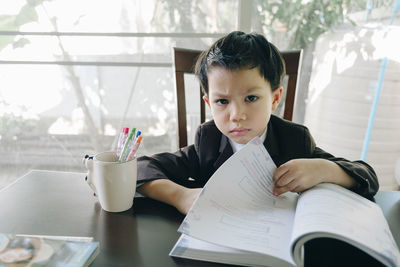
[137, 31, 378, 215]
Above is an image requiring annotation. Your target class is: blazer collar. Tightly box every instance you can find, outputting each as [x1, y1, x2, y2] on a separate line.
[264, 118, 280, 158]
[213, 135, 233, 170]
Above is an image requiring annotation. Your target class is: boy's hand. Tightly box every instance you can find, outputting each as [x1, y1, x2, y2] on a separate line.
[272, 158, 355, 196]
[137, 179, 202, 215]
[175, 188, 202, 215]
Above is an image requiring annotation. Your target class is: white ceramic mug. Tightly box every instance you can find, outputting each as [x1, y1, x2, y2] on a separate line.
[83, 151, 137, 212]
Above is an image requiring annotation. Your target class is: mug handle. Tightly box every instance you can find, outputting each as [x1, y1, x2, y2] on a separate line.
[83, 155, 97, 196]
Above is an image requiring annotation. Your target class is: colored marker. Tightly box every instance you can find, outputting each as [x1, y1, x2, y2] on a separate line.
[133, 130, 141, 144]
[127, 135, 143, 160]
[116, 127, 129, 157]
[122, 130, 141, 161]
[119, 128, 136, 162]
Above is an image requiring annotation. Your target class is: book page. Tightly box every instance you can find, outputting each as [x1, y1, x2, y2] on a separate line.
[170, 234, 294, 267]
[178, 137, 298, 265]
[291, 183, 400, 267]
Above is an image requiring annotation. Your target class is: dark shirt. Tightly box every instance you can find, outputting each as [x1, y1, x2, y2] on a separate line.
[138, 115, 379, 199]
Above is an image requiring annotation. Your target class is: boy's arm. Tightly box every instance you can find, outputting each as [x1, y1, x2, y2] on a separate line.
[136, 122, 210, 188]
[273, 125, 378, 198]
[137, 179, 201, 214]
[135, 147, 202, 214]
[136, 123, 215, 214]
[273, 158, 356, 196]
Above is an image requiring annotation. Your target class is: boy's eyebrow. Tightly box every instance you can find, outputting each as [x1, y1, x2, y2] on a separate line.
[211, 92, 229, 98]
[209, 86, 264, 98]
[245, 87, 263, 93]
[242, 87, 265, 95]
[210, 86, 264, 98]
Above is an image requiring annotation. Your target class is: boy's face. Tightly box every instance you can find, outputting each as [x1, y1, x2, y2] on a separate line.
[203, 66, 282, 144]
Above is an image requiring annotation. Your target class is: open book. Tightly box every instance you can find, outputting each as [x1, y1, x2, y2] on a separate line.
[0, 234, 99, 267]
[169, 137, 400, 267]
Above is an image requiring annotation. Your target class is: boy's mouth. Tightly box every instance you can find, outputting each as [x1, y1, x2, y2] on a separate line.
[230, 128, 250, 136]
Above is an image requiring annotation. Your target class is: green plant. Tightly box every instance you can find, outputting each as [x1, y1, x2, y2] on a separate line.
[254, 0, 394, 49]
[0, 0, 50, 51]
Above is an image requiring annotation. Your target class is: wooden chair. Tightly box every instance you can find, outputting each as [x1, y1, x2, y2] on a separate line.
[173, 47, 302, 148]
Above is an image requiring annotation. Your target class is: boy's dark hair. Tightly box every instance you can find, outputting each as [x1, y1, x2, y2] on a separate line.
[195, 31, 286, 95]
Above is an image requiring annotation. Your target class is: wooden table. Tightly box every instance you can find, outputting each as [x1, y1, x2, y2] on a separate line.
[0, 170, 399, 266]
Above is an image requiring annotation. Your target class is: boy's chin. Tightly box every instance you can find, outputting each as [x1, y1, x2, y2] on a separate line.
[229, 136, 253, 145]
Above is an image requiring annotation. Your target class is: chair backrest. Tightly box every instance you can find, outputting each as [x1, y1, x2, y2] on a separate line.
[173, 47, 302, 148]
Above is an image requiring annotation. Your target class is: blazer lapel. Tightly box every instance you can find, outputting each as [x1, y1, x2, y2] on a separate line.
[213, 135, 233, 170]
[264, 118, 281, 166]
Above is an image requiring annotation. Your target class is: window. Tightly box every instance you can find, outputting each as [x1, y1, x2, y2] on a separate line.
[0, 0, 238, 188]
[1, 0, 399, 190]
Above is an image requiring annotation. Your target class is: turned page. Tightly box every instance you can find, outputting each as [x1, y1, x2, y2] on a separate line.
[179, 137, 298, 264]
[290, 183, 400, 267]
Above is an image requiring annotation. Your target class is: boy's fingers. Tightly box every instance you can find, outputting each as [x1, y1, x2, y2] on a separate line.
[274, 179, 298, 196]
[276, 173, 295, 187]
[275, 168, 298, 187]
[273, 165, 290, 183]
[274, 185, 290, 196]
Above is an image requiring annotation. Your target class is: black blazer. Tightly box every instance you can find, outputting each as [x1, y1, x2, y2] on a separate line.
[137, 115, 379, 199]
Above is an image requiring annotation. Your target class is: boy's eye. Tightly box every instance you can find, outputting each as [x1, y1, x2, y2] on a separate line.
[216, 99, 229, 105]
[245, 95, 259, 102]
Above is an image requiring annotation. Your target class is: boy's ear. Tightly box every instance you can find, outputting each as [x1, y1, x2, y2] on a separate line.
[203, 95, 210, 107]
[272, 87, 283, 110]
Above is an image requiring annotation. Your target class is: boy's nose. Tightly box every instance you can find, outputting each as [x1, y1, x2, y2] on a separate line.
[230, 104, 246, 122]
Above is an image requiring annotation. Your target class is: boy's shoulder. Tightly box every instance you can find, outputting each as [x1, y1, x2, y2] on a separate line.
[197, 120, 222, 139]
[200, 119, 218, 129]
[269, 114, 309, 133]
[268, 115, 314, 159]
[269, 115, 311, 147]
